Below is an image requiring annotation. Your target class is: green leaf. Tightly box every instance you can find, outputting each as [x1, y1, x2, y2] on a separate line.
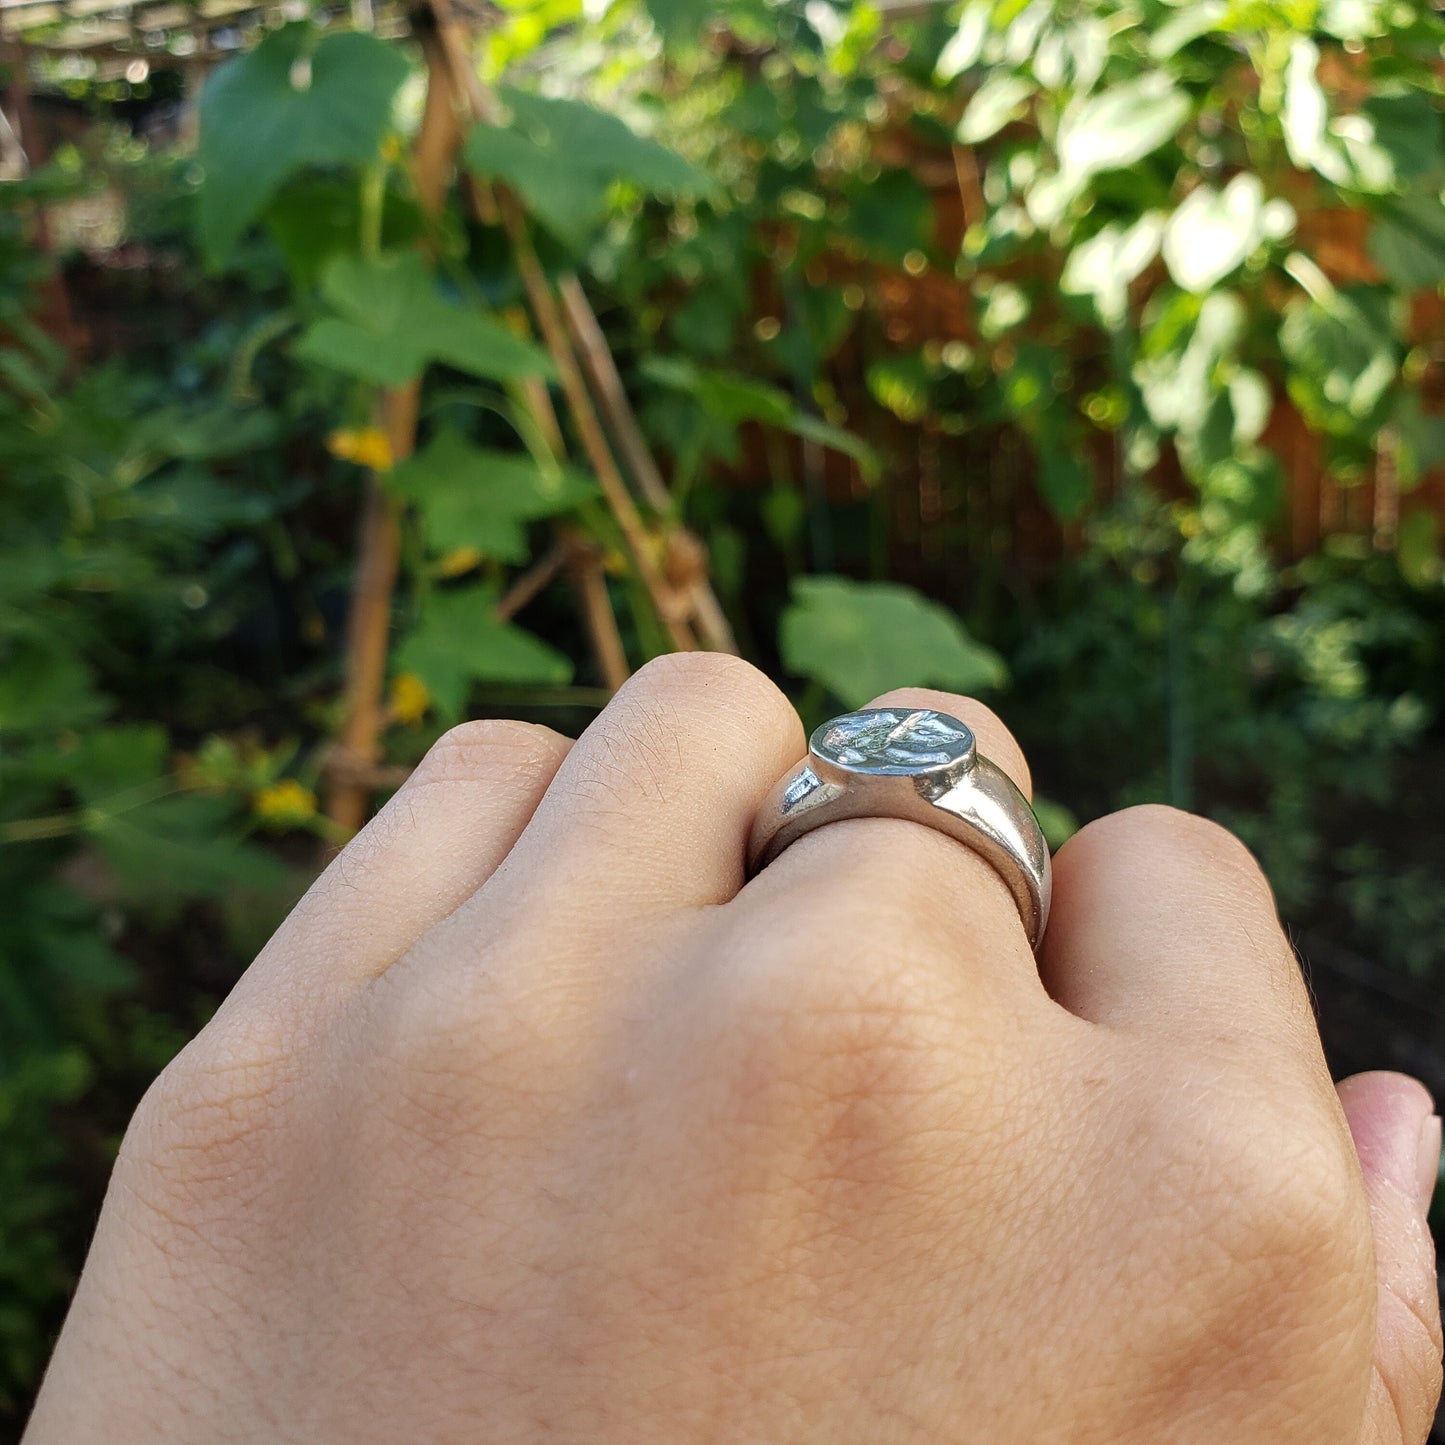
[936, 0, 991, 81]
[1396, 510, 1440, 588]
[396, 586, 572, 721]
[1361, 92, 1441, 185]
[1283, 38, 1332, 175]
[1061, 212, 1165, 326]
[866, 354, 936, 423]
[132, 402, 281, 461]
[1056, 74, 1190, 190]
[464, 89, 714, 249]
[956, 74, 1034, 145]
[1393, 392, 1445, 489]
[1162, 174, 1285, 294]
[1150, 1, 1226, 59]
[0, 645, 107, 736]
[643, 357, 879, 481]
[1031, 795, 1079, 849]
[780, 576, 1007, 706]
[1136, 290, 1247, 469]
[1368, 195, 1445, 292]
[294, 252, 554, 386]
[87, 795, 287, 902]
[839, 168, 932, 263]
[63, 724, 168, 805]
[1037, 449, 1092, 520]
[1280, 286, 1398, 438]
[196, 24, 410, 267]
[389, 430, 594, 563]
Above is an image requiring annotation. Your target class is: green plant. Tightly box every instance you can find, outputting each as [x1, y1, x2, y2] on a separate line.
[2, 1, 1443, 1422]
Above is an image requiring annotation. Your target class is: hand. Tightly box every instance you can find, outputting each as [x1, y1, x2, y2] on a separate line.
[26, 657, 1443, 1443]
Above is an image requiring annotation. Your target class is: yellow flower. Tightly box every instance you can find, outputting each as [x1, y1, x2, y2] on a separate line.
[390, 671, 431, 726]
[253, 778, 318, 829]
[327, 427, 393, 471]
[438, 546, 483, 578]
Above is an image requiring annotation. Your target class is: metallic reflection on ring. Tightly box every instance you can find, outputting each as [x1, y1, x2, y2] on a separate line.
[746, 707, 1051, 949]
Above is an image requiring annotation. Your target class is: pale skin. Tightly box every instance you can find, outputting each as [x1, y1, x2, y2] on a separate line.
[24, 657, 1444, 1443]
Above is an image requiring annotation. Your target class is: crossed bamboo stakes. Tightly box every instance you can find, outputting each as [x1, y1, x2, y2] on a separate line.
[324, 0, 733, 835]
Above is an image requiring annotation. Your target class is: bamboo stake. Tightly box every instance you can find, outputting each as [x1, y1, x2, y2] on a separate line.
[495, 540, 566, 621]
[557, 276, 737, 652]
[565, 533, 632, 690]
[323, 35, 458, 837]
[558, 275, 672, 513]
[427, 7, 697, 653]
[511, 321, 633, 688]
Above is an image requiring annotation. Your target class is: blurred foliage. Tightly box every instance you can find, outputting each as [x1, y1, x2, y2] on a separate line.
[2, 0, 1444, 1421]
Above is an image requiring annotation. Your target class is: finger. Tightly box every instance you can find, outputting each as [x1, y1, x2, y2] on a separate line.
[736, 689, 1044, 1004]
[1038, 805, 1318, 1052]
[445, 652, 804, 922]
[1336, 1072, 1443, 1445]
[224, 720, 570, 1012]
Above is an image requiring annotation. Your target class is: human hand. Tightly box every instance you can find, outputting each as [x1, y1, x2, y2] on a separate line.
[25, 658, 1443, 1443]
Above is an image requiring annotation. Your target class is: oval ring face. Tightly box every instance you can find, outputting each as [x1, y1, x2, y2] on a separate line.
[809, 708, 977, 777]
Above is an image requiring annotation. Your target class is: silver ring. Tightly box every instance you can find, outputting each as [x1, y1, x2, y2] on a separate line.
[746, 708, 1052, 950]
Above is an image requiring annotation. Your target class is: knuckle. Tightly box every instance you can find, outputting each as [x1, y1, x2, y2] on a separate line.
[625, 651, 798, 741]
[1099, 804, 1275, 901]
[414, 718, 570, 790]
[630, 648, 776, 699]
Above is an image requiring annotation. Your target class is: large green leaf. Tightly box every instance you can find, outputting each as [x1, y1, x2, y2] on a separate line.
[780, 576, 1007, 706]
[294, 252, 554, 386]
[396, 586, 573, 720]
[464, 89, 714, 248]
[388, 430, 594, 563]
[1056, 74, 1190, 190]
[196, 24, 409, 267]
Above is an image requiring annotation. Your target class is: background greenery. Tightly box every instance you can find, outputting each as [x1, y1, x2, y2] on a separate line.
[2, 0, 1443, 1429]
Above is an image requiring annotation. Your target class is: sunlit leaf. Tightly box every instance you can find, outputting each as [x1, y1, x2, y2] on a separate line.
[1061, 212, 1165, 325]
[1056, 74, 1190, 189]
[1162, 174, 1280, 293]
[956, 74, 1034, 145]
[464, 89, 715, 249]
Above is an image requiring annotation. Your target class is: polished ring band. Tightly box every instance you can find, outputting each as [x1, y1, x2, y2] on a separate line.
[746, 707, 1052, 950]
